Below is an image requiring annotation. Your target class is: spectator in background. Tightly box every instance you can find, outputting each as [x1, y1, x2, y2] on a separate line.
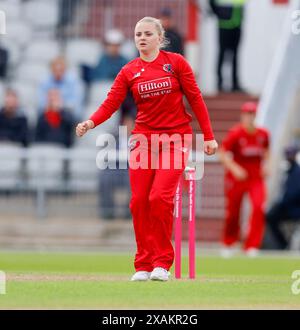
[218, 102, 270, 258]
[209, 0, 245, 92]
[38, 56, 84, 120]
[82, 29, 128, 86]
[0, 45, 9, 80]
[0, 89, 29, 147]
[266, 145, 300, 250]
[35, 89, 74, 148]
[98, 97, 136, 220]
[159, 8, 184, 55]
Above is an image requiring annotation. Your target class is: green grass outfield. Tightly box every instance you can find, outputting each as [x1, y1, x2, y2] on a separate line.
[0, 251, 300, 309]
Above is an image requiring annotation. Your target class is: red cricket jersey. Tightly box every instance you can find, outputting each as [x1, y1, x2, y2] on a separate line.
[89, 50, 214, 141]
[221, 124, 270, 180]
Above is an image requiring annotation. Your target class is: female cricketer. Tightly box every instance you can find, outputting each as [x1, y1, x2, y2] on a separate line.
[76, 17, 218, 281]
[219, 102, 270, 258]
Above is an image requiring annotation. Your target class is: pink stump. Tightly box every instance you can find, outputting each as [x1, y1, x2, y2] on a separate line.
[187, 167, 196, 279]
[174, 177, 182, 279]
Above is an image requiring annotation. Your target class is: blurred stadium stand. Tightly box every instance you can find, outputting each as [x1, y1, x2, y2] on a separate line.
[24, 40, 62, 64]
[81, 0, 187, 40]
[0, 0, 299, 249]
[65, 38, 102, 67]
[23, 0, 59, 35]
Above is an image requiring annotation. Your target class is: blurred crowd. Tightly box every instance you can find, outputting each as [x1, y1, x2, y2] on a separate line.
[0, 31, 135, 147]
[0, 6, 184, 149]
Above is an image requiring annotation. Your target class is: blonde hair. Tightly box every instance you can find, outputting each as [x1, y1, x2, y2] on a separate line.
[135, 16, 169, 49]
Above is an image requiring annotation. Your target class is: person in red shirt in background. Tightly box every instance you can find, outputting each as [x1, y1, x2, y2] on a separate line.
[35, 89, 75, 148]
[76, 16, 218, 281]
[218, 102, 270, 257]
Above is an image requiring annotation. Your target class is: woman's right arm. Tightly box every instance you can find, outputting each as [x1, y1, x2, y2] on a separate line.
[76, 68, 129, 137]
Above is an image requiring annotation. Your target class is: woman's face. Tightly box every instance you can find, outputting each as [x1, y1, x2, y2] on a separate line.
[134, 21, 161, 54]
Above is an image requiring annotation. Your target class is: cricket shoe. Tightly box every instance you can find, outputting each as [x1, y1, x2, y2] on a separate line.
[130, 271, 151, 281]
[220, 246, 235, 259]
[150, 267, 170, 281]
[245, 248, 259, 258]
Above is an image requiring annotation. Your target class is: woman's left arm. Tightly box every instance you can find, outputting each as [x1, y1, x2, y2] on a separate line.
[177, 55, 218, 154]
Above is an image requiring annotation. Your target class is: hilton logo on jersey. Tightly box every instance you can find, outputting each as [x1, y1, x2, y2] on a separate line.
[138, 77, 172, 94]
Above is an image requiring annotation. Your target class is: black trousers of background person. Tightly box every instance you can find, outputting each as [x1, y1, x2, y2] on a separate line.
[266, 202, 300, 249]
[0, 47, 9, 79]
[217, 27, 241, 91]
[98, 165, 131, 220]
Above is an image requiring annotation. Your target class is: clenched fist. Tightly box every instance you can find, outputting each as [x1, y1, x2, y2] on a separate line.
[76, 120, 94, 137]
[204, 139, 218, 156]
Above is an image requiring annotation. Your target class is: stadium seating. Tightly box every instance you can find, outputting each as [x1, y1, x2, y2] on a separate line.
[89, 80, 113, 105]
[0, 142, 23, 190]
[5, 20, 33, 48]
[15, 62, 49, 85]
[23, 0, 59, 30]
[24, 40, 62, 64]
[0, 0, 21, 20]
[26, 143, 66, 190]
[0, 141, 100, 193]
[68, 147, 99, 191]
[65, 39, 103, 67]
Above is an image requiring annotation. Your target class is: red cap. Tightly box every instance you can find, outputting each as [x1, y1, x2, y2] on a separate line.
[241, 102, 258, 113]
